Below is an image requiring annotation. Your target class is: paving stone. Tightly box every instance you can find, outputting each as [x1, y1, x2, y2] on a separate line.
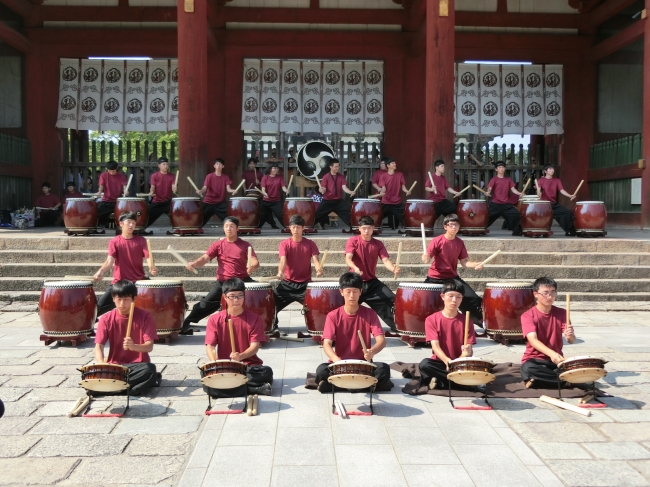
[29, 417, 119, 435]
[0, 417, 41, 435]
[0, 302, 38, 312]
[29, 434, 131, 457]
[0, 387, 31, 402]
[5, 374, 67, 388]
[510, 422, 607, 443]
[33, 348, 93, 358]
[0, 357, 39, 366]
[337, 444, 407, 487]
[454, 444, 542, 487]
[0, 349, 37, 358]
[35, 401, 85, 417]
[434, 412, 505, 446]
[39, 356, 93, 366]
[498, 409, 562, 423]
[274, 427, 335, 466]
[630, 459, 650, 480]
[548, 460, 649, 487]
[605, 409, 650, 422]
[26, 387, 90, 403]
[0, 400, 42, 417]
[530, 442, 592, 460]
[598, 423, 650, 442]
[151, 355, 201, 364]
[0, 457, 80, 485]
[0, 363, 53, 376]
[113, 415, 202, 435]
[271, 466, 340, 487]
[581, 441, 650, 460]
[126, 434, 194, 457]
[205, 445, 273, 487]
[494, 427, 545, 466]
[0, 436, 41, 458]
[166, 399, 209, 416]
[177, 467, 207, 487]
[527, 465, 565, 487]
[387, 427, 460, 465]
[331, 414, 390, 445]
[401, 465, 475, 487]
[124, 398, 170, 417]
[64, 455, 184, 485]
[150, 386, 204, 399]
[186, 430, 219, 468]
[217, 413, 279, 446]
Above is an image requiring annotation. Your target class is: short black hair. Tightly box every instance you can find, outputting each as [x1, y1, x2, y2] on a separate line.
[158, 157, 169, 163]
[119, 211, 137, 222]
[110, 279, 137, 299]
[42, 182, 52, 188]
[222, 277, 246, 296]
[443, 213, 460, 226]
[214, 158, 225, 165]
[543, 164, 554, 172]
[106, 161, 119, 170]
[223, 215, 239, 226]
[247, 157, 256, 164]
[339, 271, 363, 290]
[328, 158, 340, 167]
[533, 277, 557, 293]
[358, 215, 375, 227]
[495, 161, 506, 168]
[289, 214, 305, 226]
[268, 162, 279, 169]
[66, 181, 76, 187]
[384, 157, 395, 164]
[442, 279, 465, 296]
[434, 159, 445, 168]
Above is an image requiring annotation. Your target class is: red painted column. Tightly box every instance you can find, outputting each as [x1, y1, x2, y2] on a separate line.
[642, 2, 650, 228]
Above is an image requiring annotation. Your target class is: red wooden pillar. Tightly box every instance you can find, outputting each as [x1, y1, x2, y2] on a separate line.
[177, 0, 209, 193]
[642, 1, 650, 228]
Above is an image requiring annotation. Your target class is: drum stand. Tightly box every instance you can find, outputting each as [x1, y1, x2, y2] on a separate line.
[81, 387, 130, 418]
[448, 381, 491, 410]
[205, 390, 248, 415]
[167, 228, 205, 236]
[331, 383, 375, 416]
[65, 227, 106, 236]
[557, 380, 606, 408]
[40, 332, 90, 347]
[237, 228, 261, 236]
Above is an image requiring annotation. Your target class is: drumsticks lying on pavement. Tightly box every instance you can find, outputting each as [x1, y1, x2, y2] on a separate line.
[252, 395, 259, 416]
[68, 397, 84, 417]
[167, 245, 199, 274]
[247, 396, 254, 416]
[460, 311, 470, 357]
[454, 185, 471, 199]
[572, 180, 584, 198]
[479, 249, 501, 267]
[126, 302, 135, 339]
[394, 242, 402, 281]
[540, 395, 590, 416]
[428, 172, 437, 194]
[473, 184, 489, 197]
[228, 319, 237, 354]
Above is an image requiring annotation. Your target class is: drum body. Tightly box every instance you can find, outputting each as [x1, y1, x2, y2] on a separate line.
[114, 197, 149, 230]
[39, 281, 97, 337]
[394, 283, 444, 338]
[328, 360, 378, 389]
[227, 197, 260, 231]
[350, 199, 383, 233]
[199, 360, 248, 389]
[135, 280, 186, 336]
[283, 198, 316, 229]
[574, 201, 607, 237]
[448, 358, 496, 386]
[482, 282, 535, 339]
[457, 199, 489, 236]
[303, 282, 344, 336]
[404, 200, 436, 234]
[220, 282, 275, 336]
[64, 198, 98, 232]
[170, 197, 203, 231]
[557, 356, 608, 383]
[79, 363, 129, 392]
[520, 200, 553, 237]
[516, 195, 541, 213]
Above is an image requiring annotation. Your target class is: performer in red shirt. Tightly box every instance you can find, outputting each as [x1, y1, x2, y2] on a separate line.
[424, 160, 461, 218]
[34, 182, 62, 227]
[485, 161, 524, 235]
[536, 165, 577, 236]
[182, 216, 260, 334]
[97, 161, 128, 227]
[377, 158, 412, 230]
[242, 158, 264, 191]
[146, 157, 178, 230]
[315, 272, 393, 393]
[422, 214, 484, 324]
[521, 277, 576, 389]
[314, 159, 356, 230]
[418, 279, 478, 390]
[204, 278, 274, 397]
[94, 280, 160, 395]
[61, 181, 83, 207]
[345, 216, 400, 332]
[370, 157, 388, 193]
[259, 163, 289, 230]
[198, 158, 236, 227]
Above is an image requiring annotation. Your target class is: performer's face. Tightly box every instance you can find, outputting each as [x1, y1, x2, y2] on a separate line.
[224, 291, 245, 312]
[379, 162, 386, 171]
[290, 224, 304, 238]
[534, 285, 557, 306]
[159, 162, 169, 173]
[223, 221, 238, 238]
[42, 186, 50, 195]
[545, 167, 555, 177]
[435, 164, 445, 173]
[67, 185, 75, 193]
[441, 290, 463, 311]
[443, 221, 459, 236]
[270, 166, 278, 176]
[119, 219, 136, 236]
[340, 287, 361, 306]
[330, 163, 340, 174]
[112, 295, 134, 315]
[359, 224, 374, 240]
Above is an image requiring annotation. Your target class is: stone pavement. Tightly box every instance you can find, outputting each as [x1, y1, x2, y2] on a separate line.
[1, 305, 650, 486]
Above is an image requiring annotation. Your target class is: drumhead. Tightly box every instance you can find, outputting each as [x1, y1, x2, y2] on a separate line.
[65, 198, 95, 202]
[117, 197, 146, 202]
[328, 359, 377, 369]
[406, 199, 433, 204]
[200, 374, 248, 389]
[286, 197, 312, 201]
[230, 197, 258, 201]
[172, 197, 201, 201]
[43, 280, 93, 289]
[79, 363, 129, 372]
[135, 280, 183, 288]
[79, 379, 129, 392]
[522, 200, 551, 205]
[307, 282, 340, 289]
[245, 282, 272, 290]
[558, 355, 606, 367]
[354, 198, 381, 203]
[459, 199, 486, 203]
[449, 357, 496, 365]
[576, 201, 605, 205]
[485, 282, 533, 290]
[398, 283, 443, 291]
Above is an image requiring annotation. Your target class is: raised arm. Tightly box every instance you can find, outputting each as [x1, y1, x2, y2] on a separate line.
[94, 255, 115, 281]
[277, 255, 287, 279]
[345, 252, 362, 276]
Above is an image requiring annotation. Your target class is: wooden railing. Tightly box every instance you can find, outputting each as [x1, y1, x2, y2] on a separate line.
[0, 134, 30, 165]
[589, 135, 642, 170]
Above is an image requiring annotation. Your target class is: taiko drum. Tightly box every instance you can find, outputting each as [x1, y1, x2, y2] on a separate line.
[457, 199, 489, 236]
[135, 280, 186, 336]
[114, 197, 149, 231]
[220, 282, 275, 336]
[404, 200, 436, 234]
[302, 282, 344, 336]
[394, 283, 444, 338]
[283, 198, 316, 229]
[39, 281, 97, 337]
[574, 201, 607, 237]
[64, 198, 98, 232]
[227, 197, 260, 231]
[350, 198, 383, 232]
[170, 197, 203, 231]
[482, 282, 535, 338]
[520, 200, 553, 237]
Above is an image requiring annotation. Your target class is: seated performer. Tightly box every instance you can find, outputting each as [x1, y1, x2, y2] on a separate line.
[272, 214, 323, 329]
[418, 279, 478, 390]
[314, 158, 356, 230]
[242, 157, 264, 190]
[182, 216, 260, 334]
[521, 277, 576, 389]
[424, 159, 461, 218]
[34, 182, 62, 227]
[198, 158, 235, 227]
[315, 272, 392, 393]
[377, 158, 411, 230]
[422, 214, 484, 325]
[146, 157, 177, 229]
[97, 161, 128, 227]
[94, 279, 159, 395]
[371, 157, 387, 193]
[61, 181, 83, 207]
[204, 278, 273, 397]
[345, 216, 399, 332]
[94, 211, 157, 316]
[259, 163, 288, 230]
[536, 165, 577, 236]
[486, 161, 523, 235]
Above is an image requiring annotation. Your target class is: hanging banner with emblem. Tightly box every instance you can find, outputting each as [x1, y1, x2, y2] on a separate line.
[456, 63, 479, 134]
[523, 64, 545, 135]
[302, 61, 322, 133]
[145, 60, 169, 132]
[241, 59, 262, 132]
[77, 60, 102, 131]
[321, 62, 343, 134]
[364, 61, 384, 134]
[124, 61, 147, 132]
[56, 59, 80, 130]
[168, 60, 179, 131]
[479, 65, 501, 135]
[100, 60, 125, 132]
[260, 60, 281, 132]
[501, 64, 524, 135]
[343, 61, 364, 134]
[544, 65, 563, 136]
[279, 60, 301, 133]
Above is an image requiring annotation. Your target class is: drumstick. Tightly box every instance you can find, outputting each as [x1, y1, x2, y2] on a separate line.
[175, 169, 180, 189]
[394, 242, 402, 281]
[252, 394, 259, 416]
[319, 250, 329, 272]
[566, 293, 571, 326]
[124, 174, 133, 196]
[71, 396, 91, 417]
[428, 172, 437, 194]
[228, 319, 237, 354]
[68, 397, 84, 418]
[233, 180, 246, 195]
[125, 302, 135, 339]
[454, 185, 471, 198]
[368, 193, 383, 199]
[277, 335, 305, 343]
[460, 311, 470, 358]
[407, 181, 417, 193]
[146, 239, 154, 272]
[247, 395, 254, 416]
[572, 180, 584, 198]
[64, 275, 103, 281]
[315, 173, 322, 189]
[336, 400, 347, 419]
[247, 246, 253, 269]
[540, 395, 591, 417]
[338, 400, 348, 419]
[167, 245, 199, 274]
[479, 249, 501, 267]
[357, 329, 368, 355]
[135, 193, 153, 198]
[473, 184, 489, 197]
[522, 178, 532, 194]
[187, 176, 201, 194]
[420, 223, 427, 254]
[35, 207, 53, 210]
[286, 175, 294, 193]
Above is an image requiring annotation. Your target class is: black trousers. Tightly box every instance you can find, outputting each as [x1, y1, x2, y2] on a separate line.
[202, 201, 227, 226]
[35, 210, 60, 227]
[97, 285, 115, 317]
[315, 199, 351, 226]
[125, 362, 158, 395]
[315, 361, 391, 393]
[488, 202, 520, 230]
[183, 277, 255, 329]
[521, 358, 566, 388]
[418, 358, 450, 389]
[273, 280, 308, 326]
[425, 276, 483, 325]
[433, 199, 458, 218]
[97, 202, 116, 227]
[204, 364, 274, 398]
[360, 278, 396, 331]
[552, 203, 575, 234]
[382, 203, 405, 229]
[147, 200, 171, 228]
[259, 200, 284, 228]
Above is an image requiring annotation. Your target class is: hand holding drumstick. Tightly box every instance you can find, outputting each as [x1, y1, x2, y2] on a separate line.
[460, 311, 472, 358]
[123, 302, 135, 351]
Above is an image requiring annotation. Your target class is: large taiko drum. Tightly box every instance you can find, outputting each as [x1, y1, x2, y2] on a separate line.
[302, 282, 344, 336]
[482, 282, 535, 340]
[199, 360, 248, 389]
[404, 200, 436, 235]
[448, 357, 496, 386]
[457, 199, 489, 236]
[79, 363, 129, 392]
[351, 198, 383, 233]
[64, 198, 98, 233]
[283, 198, 316, 229]
[520, 200, 553, 237]
[39, 281, 97, 338]
[516, 195, 541, 213]
[114, 197, 149, 231]
[328, 360, 378, 389]
[220, 282, 275, 336]
[574, 201, 607, 237]
[394, 283, 444, 339]
[557, 356, 608, 383]
[135, 280, 186, 336]
[170, 197, 203, 232]
[227, 197, 260, 231]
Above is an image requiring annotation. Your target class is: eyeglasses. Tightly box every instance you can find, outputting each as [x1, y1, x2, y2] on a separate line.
[537, 291, 557, 297]
[225, 294, 245, 301]
[445, 223, 460, 228]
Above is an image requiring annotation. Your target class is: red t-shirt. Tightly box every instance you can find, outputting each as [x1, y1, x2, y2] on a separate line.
[426, 174, 450, 203]
[203, 173, 232, 204]
[321, 173, 347, 201]
[371, 169, 386, 186]
[426, 234, 468, 279]
[487, 176, 515, 205]
[345, 236, 389, 282]
[537, 177, 564, 204]
[108, 235, 149, 284]
[150, 172, 176, 203]
[61, 191, 83, 206]
[279, 237, 320, 283]
[425, 311, 477, 361]
[242, 169, 264, 190]
[261, 175, 284, 202]
[521, 305, 567, 363]
[378, 171, 405, 205]
[99, 172, 127, 203]
[206, 238, 257, 281]
[205, 309, 266, 365]
[35, 193, 61, 210]
[323, 306, 384, 361]
[95, 308, 158, 364]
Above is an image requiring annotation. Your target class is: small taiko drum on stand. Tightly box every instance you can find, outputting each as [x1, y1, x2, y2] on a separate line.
[328, 360, 378, 414]
[135, 280, 186, 342]
[228, 197, 261, 235]
[301, 282, 344, 342]
[220, 282, 275, 338]
[403, 200, 436, 237]
[520, 200, 553, 238]
[282, 198, 316, 233]
[64, 198, 100, 236]
[199, 360, 248, 412]
[114, 197, 149, 234]
[457, 199, 489, 236]
[574, 201, 607, 238]
[447, 357, 496, 409]
[39, 280, 97, 346]
[349, 198, 383, 234]
[170, 197, 204, 236]
[556, 356, 608, 404]
[482, 282, 535, 345]
[394, 283, 444, 347]
[78, 363, 131, 413]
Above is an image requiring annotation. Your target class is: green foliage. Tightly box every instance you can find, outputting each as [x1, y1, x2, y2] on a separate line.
[88, 130, 179, 145]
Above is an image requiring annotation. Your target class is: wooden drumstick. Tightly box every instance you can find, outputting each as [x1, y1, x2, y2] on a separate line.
[572, 180, 584, 198]
[175, 169, 180, 188]
[566, 293, 571, 326]
[125, 302, 135, 339]
[167, 245, 199, 274]
[407, 181, 417, 193]
[315, 173, 322, 189]
[473, 184, 489, 197]
[68, 397, 84, 418]
[228, 318, 237, 354]
[460, 311, 470, 358]
[247, 246, 253, 269]
[540, 395, 590, 417]
[368, 193, 383, 199]
[187, 176, 201, 194]
[454, 185, 472, 199]
[357, 329, 368, 355]
[319, 250, 329, 272]
[428, 171, 437, 194]
[394, 242, 402, 281]
[421, 223, 427, 254]
[124, 173, 133, 196]
[233, 180, 246, 195]
[252, 394, 259, 416]
[286, 175, 294, 193]
[522, 178, 532, 194]
[146, 239, 154, 272]
[247, 395, 254, 416]
[352, 179, 363, 194]
[136, 193, 152, 198]
[479, 249, 501, 267]
[71, 396, 91, 417]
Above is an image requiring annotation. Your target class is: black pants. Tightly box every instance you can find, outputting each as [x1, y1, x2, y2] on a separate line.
[35, 210, 60, 227]
[204, 364, 274, 398]
[125, 362, 158, 395]
[97, 202, 116, 227]
[273, 280, 308, 326]
[259, 200, 284, 229]
[202, 201, 227, 227]
[488, 202, 520, 231]
[521, 359, 566, 388]
[418, 358, 450, 389]
[97, 285, 115, 317]
[425, 276, 482, 325]
[360, 278, 396, 331]
[382, 203, 405, 229]
[433, 199, 457, 218]
[315, 361, 391, 393]
[552, 203, 575, 234]
[147, 200, 171, 228]
[183, 277, 255, 329]
[315, 199, 351, 227]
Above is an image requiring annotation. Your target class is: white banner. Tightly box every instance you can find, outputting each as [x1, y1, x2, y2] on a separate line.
[321, 61, 343, 134]
[100, 60, 125, 132]
[479, 65, 501, 135]
[146, 60, 168, 132]
[56, 58, 80, 130]
[544, 65, 563, 135]
[168, 60, 179, 131]
[523, 65, 545, 135]
[343, 61, 364, 134]
[302, 61, 321, 133]
[501, 65, 523, 135]
[456, 63, 479, 134]
[260, 60, 281, 132]
[78, 60, 102, 131]
[124, 61, 147, 132]
[364, 61, 384, 134]
[280, 60, 301, 133]
[241, 59, 261, 132]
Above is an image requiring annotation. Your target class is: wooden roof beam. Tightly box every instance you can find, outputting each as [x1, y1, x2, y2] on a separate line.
[587, 0, 640, 27]
[0, 21, 32, 53]
[39, 5, 176, 22]
[590, 18, 644, 60]
[221, 7, 406, 25]
[0, 0, 33, 18]
[455, 11, 584, 30]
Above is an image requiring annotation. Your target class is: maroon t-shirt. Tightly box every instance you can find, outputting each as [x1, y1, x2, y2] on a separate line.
[108, 235, 149, 284]
[279, 237, 320, 283]
[323, 306, 384, 361]
[426, 174, 450, 203]
[378, 171, 405, 205]
[242, 169, 264, 190]
[150, 172, 176, 203]
[521, 305, 567, 362]
[537, 177, 564, 204]
[426, 234, 468, 279]
[487, 176, 515, 205]
[261, 175, 284, 202]
[35, 193, 61, 210]
[371, 169, 386, 187]
[321, 173, 347, 201]
[203, 173, 232, 204]
[61, 191, 83, 206]
[95, 308, 158, 364]
[99, 172, 127, 203]
[425, 311, 477, 361]
[206, 238, 257, 281]
[345, 236, 389, 282]
[205, 309, 266, 365]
